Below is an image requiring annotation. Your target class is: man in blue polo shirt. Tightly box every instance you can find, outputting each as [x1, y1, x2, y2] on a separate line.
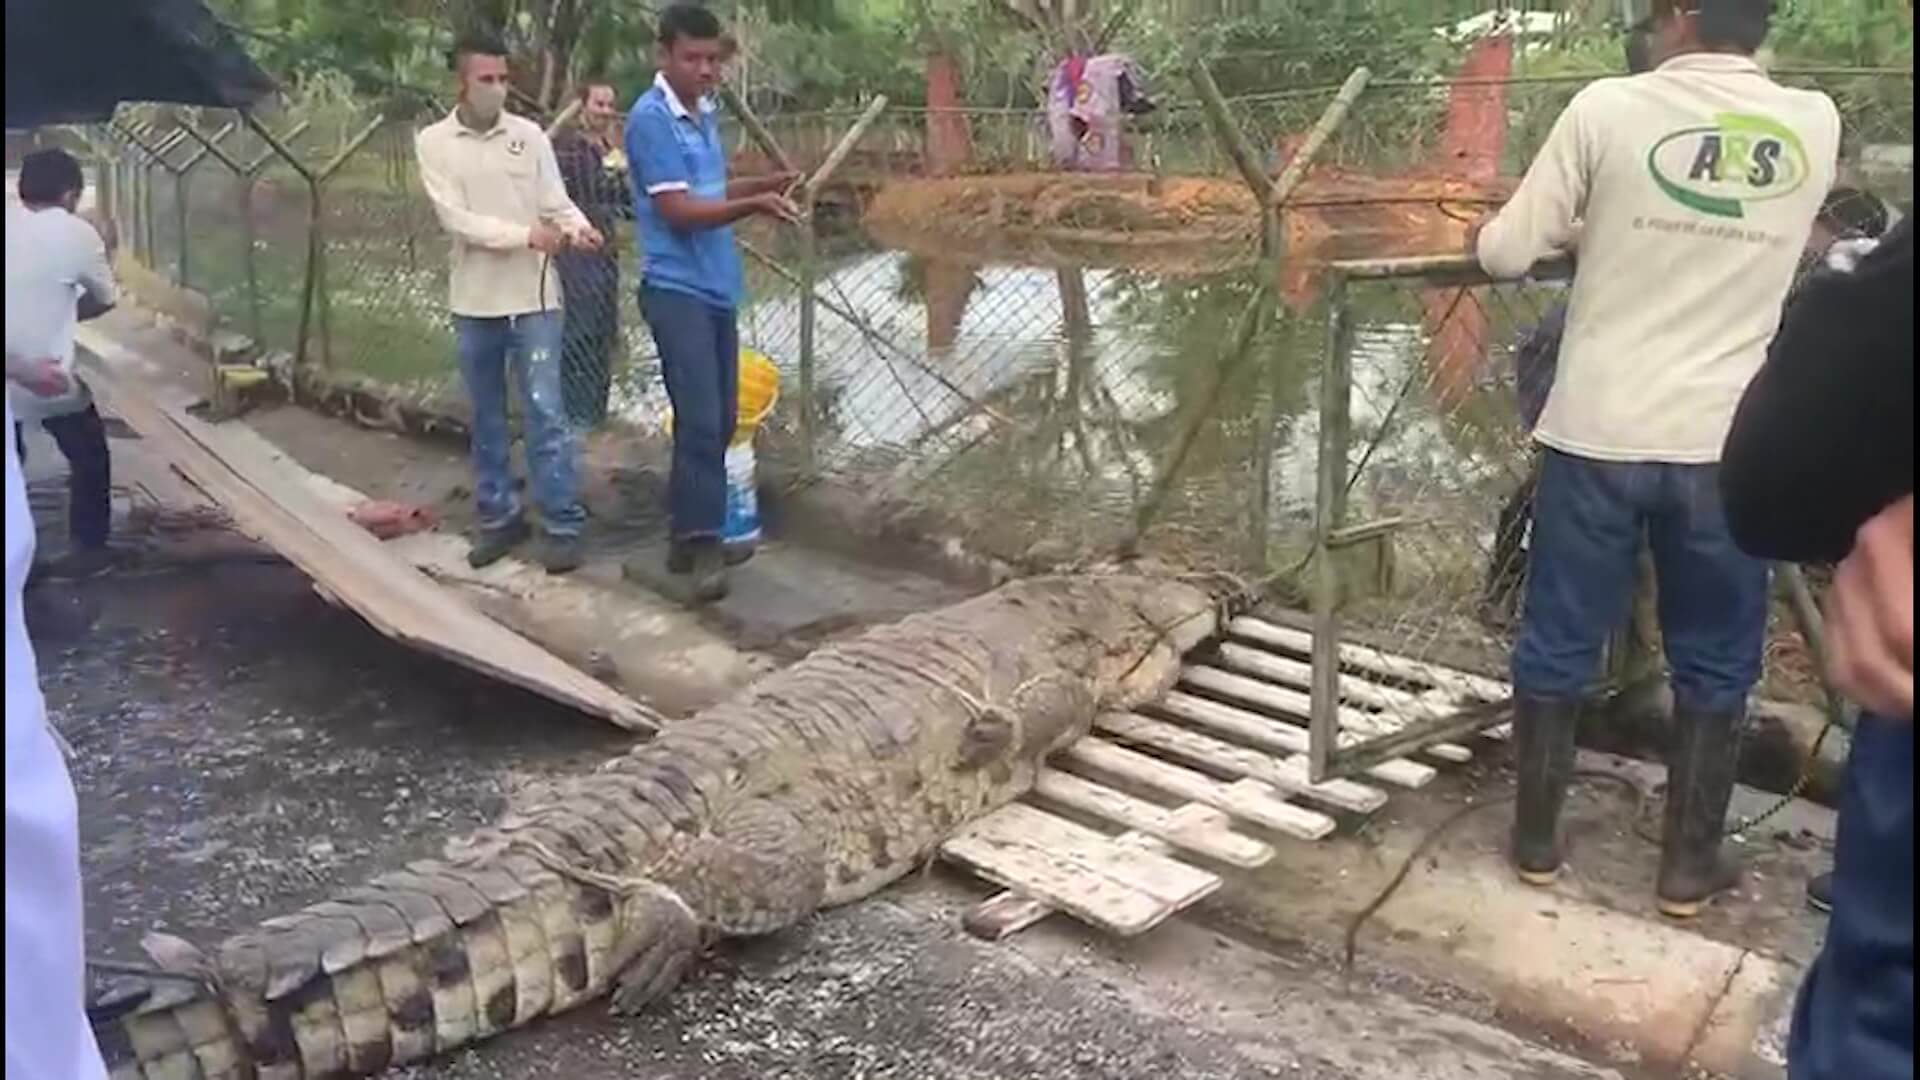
[625, 3, 799, 603]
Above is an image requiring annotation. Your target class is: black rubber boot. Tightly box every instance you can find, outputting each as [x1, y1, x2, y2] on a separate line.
[1656, 706, 1746, 919]
[1806, 871, 1834, 915]
[467, 519, 530, 569]
[1512, 694, 1581, 886]
[669, 539, 753, 574]
[687, 539, 730, 605]
[538, 532, 584, 575]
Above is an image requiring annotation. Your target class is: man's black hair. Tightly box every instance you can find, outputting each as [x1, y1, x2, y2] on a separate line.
[658, 3, 723, 48]
[18, 148, 83, 206]
[1625, 18, 1656, 74]
[1692, 0, 1774, 54]
[448, 31, 509, 72]
[1819, 187, 1892, 241]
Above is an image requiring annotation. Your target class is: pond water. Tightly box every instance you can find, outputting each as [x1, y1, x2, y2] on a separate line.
[600, 230, 1552, 581]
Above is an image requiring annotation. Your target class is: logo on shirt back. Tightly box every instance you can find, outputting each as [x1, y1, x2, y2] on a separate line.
[1647, 112, 1810, 219]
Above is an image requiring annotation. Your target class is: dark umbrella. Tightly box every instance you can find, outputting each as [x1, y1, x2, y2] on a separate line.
[5, 0, 275, 130]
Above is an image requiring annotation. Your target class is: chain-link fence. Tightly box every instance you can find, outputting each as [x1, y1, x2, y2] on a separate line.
[62, 61, 1909, 772]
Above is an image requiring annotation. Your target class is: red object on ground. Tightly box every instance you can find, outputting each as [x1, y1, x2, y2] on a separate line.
[348, 500, 439, 540]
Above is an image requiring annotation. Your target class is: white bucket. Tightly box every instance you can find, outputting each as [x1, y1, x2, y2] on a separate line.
[722, 441, 761, 554]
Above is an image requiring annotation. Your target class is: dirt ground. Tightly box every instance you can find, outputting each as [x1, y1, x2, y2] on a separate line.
[863, 173, 1264, 273]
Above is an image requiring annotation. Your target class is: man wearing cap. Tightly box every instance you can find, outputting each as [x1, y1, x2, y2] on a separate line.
[1467, 0, 1840, 917]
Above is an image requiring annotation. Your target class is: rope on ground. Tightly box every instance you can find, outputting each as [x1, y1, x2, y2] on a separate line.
[1340, 769, 1652, 978]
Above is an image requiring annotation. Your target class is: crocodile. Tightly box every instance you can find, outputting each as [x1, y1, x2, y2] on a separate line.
[98, 573, 1216, 1079]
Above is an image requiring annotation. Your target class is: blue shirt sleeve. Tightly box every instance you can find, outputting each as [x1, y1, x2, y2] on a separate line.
[626, 105, 691, 198]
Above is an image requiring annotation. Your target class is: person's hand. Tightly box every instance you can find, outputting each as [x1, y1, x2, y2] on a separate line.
[1824, 494, 1914, 719]
[755, 193, 804, 226]
[9, 357, 71, 398]
[571, 226, 606, 253]
[1463, 216, 1487, 259]
[529, 222, 568, 255]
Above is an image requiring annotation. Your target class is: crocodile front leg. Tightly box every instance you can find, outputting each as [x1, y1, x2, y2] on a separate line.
[607, 884, 701, 1016]
[606, 797, 825, 1015]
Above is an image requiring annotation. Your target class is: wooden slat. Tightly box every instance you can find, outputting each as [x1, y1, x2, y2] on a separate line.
[1156, 691, 1437, 790]
[1228, 615, 1510, 702]
[1032, 769, 1273, 868]
[1096, 713, 1387, 815]
[1218, 641, 1434, 715]
[940, 803, 1219, 936]
[76, 339, 660, 732]
[1183, 665, 1474, 764]
[961, 803, 1241, 941]
[1061, 737, 1336, 840]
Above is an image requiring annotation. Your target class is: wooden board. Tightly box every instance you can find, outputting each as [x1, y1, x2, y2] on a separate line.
[76, 338, 661, 733]
[1096, 712, 1388, 815]
[1061, 736, 1337, 840]
[1032, 769, 1272, 868]
[1182, 664, 1474, 764]
[1227, 615, 1510, 703]
[1155, 691, 1437, 790]
[1216, 640, 1433, 715]
[940, 802, 1220, 937]
[960, 802, 1242, 941]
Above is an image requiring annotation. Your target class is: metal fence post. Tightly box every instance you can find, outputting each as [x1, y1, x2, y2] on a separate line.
[1309, 271, 1355, 783]
[788, 95, 886, 474]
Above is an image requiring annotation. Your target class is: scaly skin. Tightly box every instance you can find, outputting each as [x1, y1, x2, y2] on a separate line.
[101, 574, 1216, 1079]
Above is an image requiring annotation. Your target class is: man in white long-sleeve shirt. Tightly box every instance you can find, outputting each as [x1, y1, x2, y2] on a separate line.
[7, 148, 119, 579]
[1467, 0, 1839, 918]
[6, 395, 109, 1080]
[416, 33, 603, 573]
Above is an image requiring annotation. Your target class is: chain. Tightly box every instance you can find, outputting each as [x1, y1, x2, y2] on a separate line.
[1724, 719, 1838, 839]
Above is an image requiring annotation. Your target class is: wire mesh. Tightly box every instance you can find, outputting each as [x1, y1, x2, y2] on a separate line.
[61, 66, 1912, 592]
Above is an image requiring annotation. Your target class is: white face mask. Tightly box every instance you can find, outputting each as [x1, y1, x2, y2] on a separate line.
[467, 81, 509, 121]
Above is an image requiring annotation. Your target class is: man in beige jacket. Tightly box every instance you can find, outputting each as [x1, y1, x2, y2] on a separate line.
[1468, 0, 1839, 917]
[416, 33, 602, 573]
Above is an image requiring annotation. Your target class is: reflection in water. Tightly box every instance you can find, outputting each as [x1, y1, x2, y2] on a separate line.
[608, 233, 1531, 571]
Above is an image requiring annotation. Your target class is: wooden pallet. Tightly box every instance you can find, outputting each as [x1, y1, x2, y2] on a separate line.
[939, 615, 1512, 941]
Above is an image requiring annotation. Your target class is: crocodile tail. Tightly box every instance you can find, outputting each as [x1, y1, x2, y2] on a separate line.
[98, 851, 635, 1079]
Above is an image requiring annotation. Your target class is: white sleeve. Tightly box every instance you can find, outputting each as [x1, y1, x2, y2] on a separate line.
[74, 222, 115, 309]
[1477, 89, 1596, 279]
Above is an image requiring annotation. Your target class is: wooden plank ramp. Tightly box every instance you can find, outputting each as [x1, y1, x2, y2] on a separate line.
[942, 614, 1512, 942]
[77, 337, 662, 733]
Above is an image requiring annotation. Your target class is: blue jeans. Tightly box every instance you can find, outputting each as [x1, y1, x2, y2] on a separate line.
[639, 286, 737, 541]
[1512, 449, 1769, 712]
[453, 312, 584, 538]
[1790, 713, 1914, 1080]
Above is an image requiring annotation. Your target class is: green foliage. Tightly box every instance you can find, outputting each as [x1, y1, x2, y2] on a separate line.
[1770, 0, 1914, 68]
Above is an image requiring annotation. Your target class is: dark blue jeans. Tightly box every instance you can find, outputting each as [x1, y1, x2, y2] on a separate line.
[14, 403, 112, 550]
[1790, 712, 1914, 1080]
[639, 286, 737, 542]
[453, 312, 585, 538]
[1512, 450, 1769, 712]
